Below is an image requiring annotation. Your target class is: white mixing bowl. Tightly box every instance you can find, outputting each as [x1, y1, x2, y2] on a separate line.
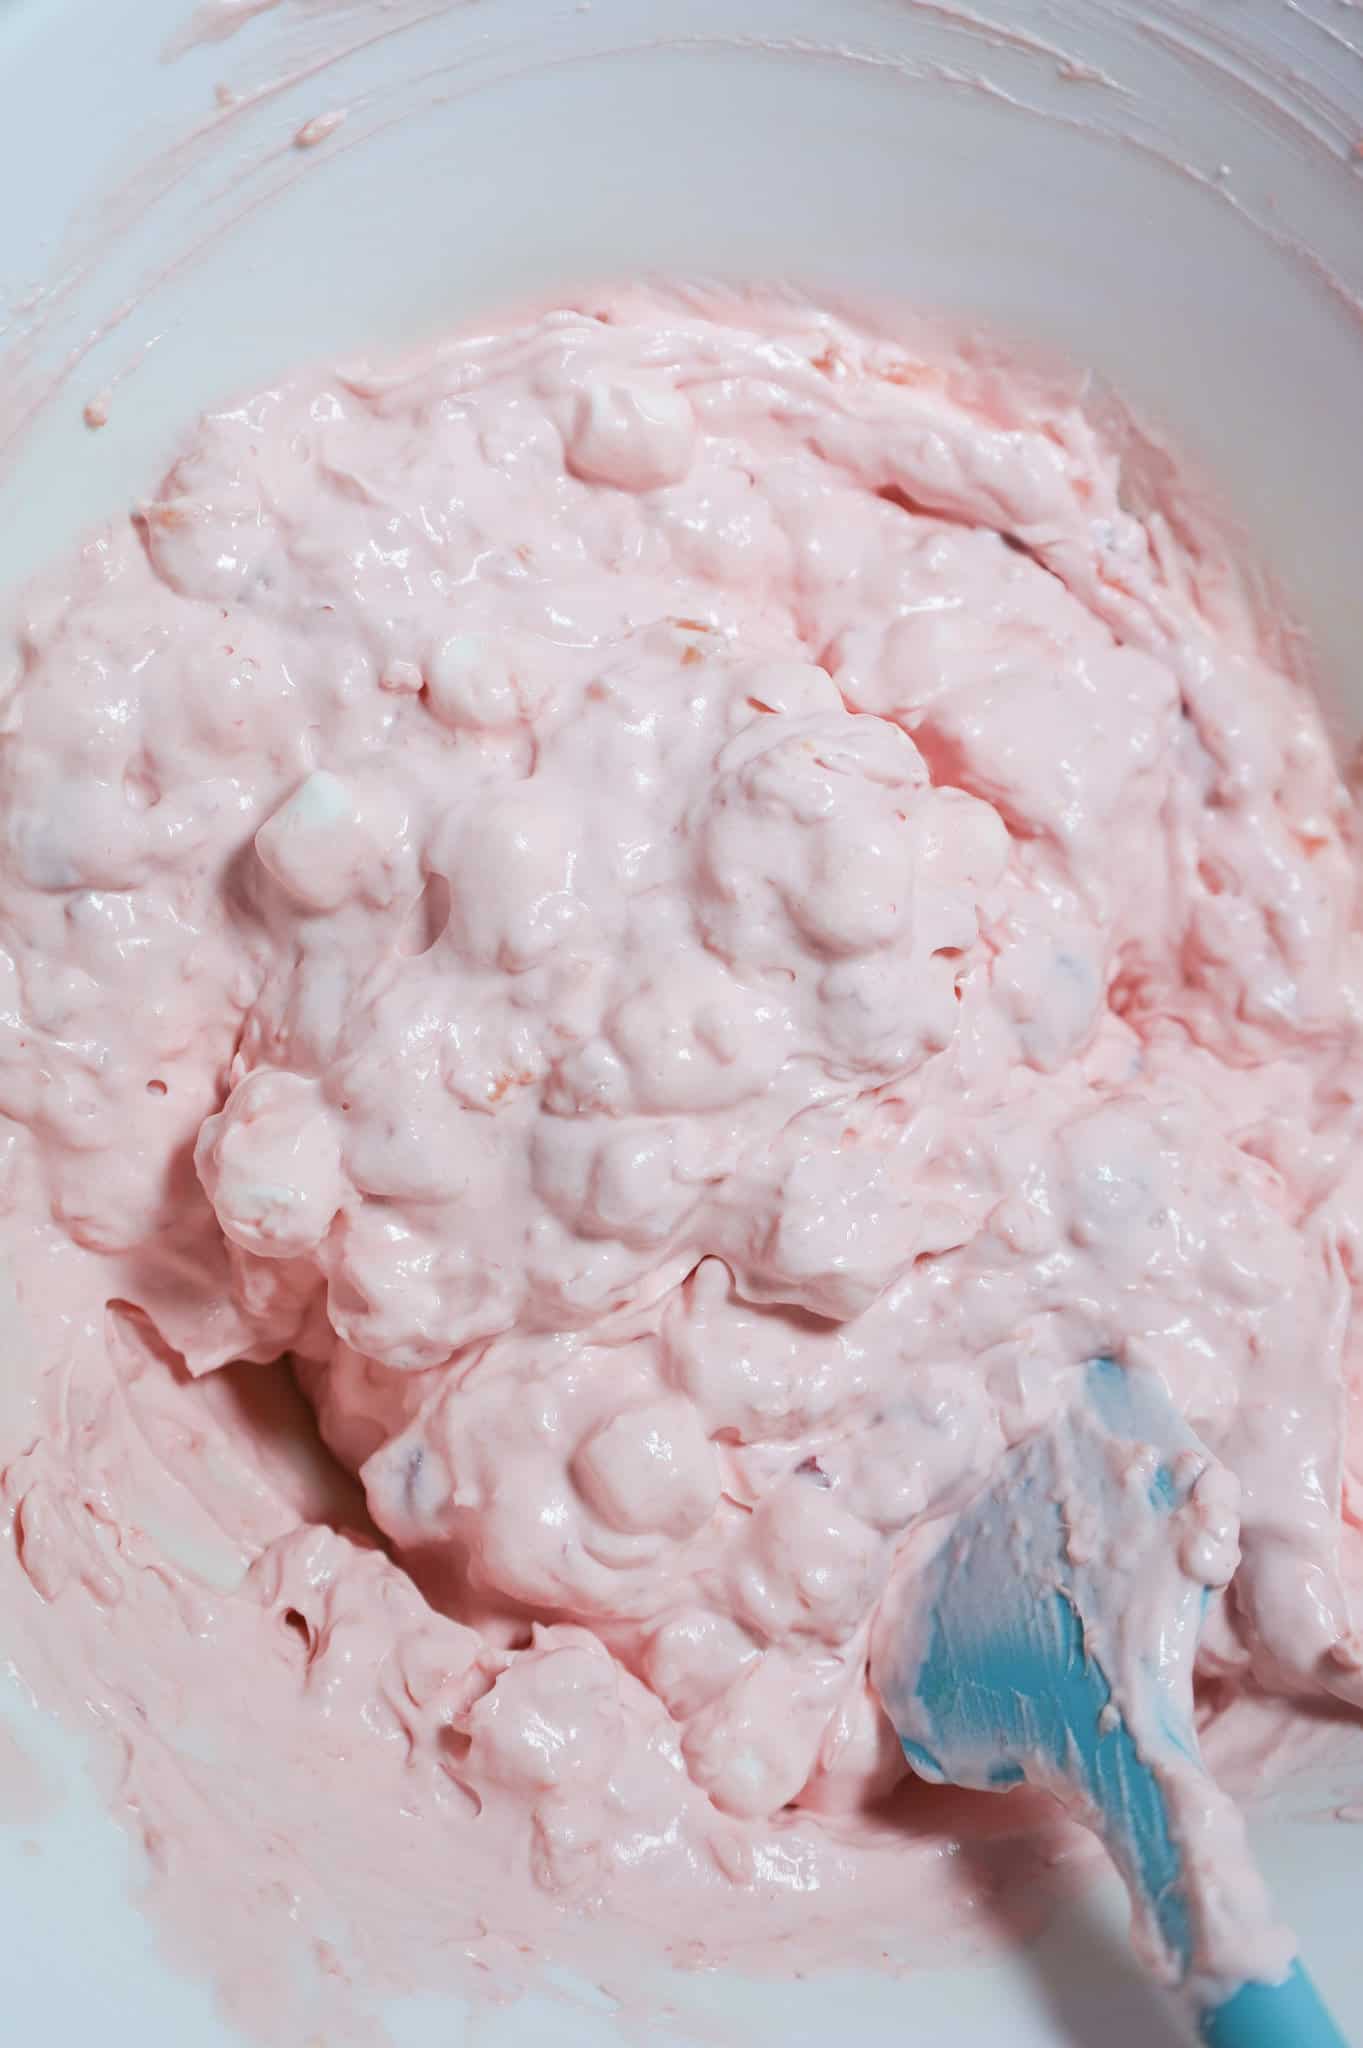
[0, 3, 1360, 2044]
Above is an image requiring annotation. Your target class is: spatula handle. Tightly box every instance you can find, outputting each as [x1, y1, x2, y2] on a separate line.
[1199, 1958, 1348, 2048]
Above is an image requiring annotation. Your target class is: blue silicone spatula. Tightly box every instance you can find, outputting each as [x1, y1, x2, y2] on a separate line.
[870, 1357, 1348, 2048]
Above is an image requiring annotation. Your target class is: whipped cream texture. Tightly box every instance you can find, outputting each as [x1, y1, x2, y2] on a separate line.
[1, 291, 1360, 2040]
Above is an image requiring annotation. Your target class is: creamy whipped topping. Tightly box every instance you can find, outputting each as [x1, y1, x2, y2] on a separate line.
[0, 289, 1360, 2040]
